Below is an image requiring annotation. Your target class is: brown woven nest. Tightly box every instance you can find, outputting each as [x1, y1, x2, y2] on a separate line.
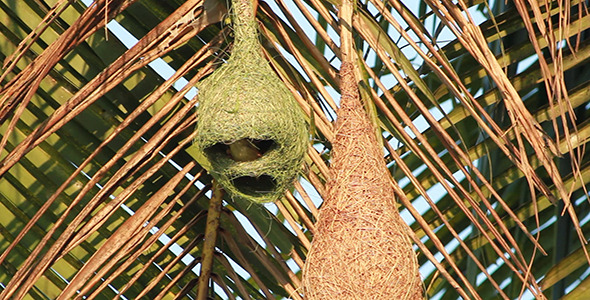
[192, 0, 308, 203]
[302, 62, 423, 299]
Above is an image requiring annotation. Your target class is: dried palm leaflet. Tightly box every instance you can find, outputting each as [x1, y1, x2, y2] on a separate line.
[190, 0, 308, 203]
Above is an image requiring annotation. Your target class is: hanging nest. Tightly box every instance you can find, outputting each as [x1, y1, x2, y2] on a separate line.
[192, 0, 308, 203]
[302, 63, 423, 299]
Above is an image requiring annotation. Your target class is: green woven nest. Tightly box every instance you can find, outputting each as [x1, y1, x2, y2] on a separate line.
[193, 5, 307, 203]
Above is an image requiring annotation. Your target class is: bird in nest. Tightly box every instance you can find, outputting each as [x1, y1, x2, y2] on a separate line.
[226, 139, 263, 162]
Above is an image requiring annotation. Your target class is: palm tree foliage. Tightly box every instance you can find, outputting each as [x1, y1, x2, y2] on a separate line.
[0, 0, 590, 298]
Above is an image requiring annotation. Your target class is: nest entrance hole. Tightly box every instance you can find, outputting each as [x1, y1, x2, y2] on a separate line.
[231, 175, 278, 196]
[205, 138, 276, 162]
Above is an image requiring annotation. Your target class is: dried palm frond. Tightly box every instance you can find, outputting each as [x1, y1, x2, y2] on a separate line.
[0, 0, 590, 298]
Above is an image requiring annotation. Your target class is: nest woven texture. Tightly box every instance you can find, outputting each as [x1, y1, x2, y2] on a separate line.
[302, 62, 423, 299]
[195, 0, 308, 203]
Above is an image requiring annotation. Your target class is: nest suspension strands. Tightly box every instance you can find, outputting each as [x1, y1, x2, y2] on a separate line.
[193, 0, 308, 203]
[302, 1, 423, 298]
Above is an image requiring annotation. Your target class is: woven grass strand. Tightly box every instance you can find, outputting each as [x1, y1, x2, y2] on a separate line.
[194, 0, 307, 203]
[302, 63, 423, 299]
